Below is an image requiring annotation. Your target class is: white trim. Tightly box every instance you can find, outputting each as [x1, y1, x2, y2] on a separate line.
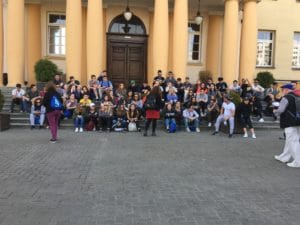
[256, 30, 275, 67]
[187, 21, 202, 64]
[292, 32, 300, 69]
[46, 12, 66, 57]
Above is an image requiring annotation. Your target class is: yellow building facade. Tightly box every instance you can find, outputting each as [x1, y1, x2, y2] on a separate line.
[0, 0, 298, 87]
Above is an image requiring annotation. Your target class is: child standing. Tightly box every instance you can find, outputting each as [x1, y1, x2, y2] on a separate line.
[239, 97, 256, 139]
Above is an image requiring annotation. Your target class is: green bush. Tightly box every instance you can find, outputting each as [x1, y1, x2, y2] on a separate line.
[0, 90, 4, 111]
[229, 91, 241, 106]
[256, 71, 275, 88]
[34, 59, 58, 82]
[199, 70, 212, 83]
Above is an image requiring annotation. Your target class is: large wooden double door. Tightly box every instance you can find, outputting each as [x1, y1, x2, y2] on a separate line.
[107, 34, 147, 87]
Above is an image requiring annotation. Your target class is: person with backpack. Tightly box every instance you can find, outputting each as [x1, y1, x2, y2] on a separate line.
[143, 86, 163, 136]
[274, 83, 300, 168]
[42, 82, 63, 143]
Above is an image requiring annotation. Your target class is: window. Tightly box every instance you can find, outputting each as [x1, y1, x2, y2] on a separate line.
[48, 13, 66, 56]
[256, 30, 275, 67]
[109, 15, 146, 35]
[188, 22, 201, 63]
[292, 32, 300, 69]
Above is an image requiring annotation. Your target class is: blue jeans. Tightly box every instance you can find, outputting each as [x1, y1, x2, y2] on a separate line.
[75, 116, 84, 128]
[165, 118, 176, 129]
[30, 113, 45, 126]
[10, 98, 26, 112]
[184, 118, 199, 129]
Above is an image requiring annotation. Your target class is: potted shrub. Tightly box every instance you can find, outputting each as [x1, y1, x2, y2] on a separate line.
[34, 59, 58, 91]
[199, 70, 212, 83]
[256, 71, 275, 88]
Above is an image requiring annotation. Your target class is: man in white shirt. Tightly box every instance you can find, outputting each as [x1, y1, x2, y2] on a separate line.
[10, 83, 26, 113]
[183, 104, 200, 133]
[212, 94, 236, 137]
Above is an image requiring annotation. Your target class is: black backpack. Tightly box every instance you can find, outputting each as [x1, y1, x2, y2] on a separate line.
[286, 94, 300, 126]
[145, 95, 157, 110]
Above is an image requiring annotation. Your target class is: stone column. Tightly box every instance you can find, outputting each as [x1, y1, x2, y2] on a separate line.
[239, 0, 258, 81]
[87, 0, 103, 80]
[153, 0, 169, 79]
[173, 0, 188, 79]
[206, 15, 223, 81]
[26, 4, 42, 85]
[221, 0, 239, 83]
[7, 0, 24, 86]
[66, 0, 82, 81]
[0, 1, 3, 86]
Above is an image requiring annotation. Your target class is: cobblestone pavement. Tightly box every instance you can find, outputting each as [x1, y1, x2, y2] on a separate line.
[0, 129, 299, 225]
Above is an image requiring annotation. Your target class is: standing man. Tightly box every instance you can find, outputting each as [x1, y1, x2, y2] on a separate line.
[274, 83, 300, 168]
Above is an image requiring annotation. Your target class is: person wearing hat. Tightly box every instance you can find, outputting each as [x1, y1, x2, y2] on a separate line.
[212, 94, 236, 138]
[274, 83, 300, 168]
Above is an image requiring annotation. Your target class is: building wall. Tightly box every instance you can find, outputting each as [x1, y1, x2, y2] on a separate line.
[256, 0, 300, 81]
[41, 2, 66, 75]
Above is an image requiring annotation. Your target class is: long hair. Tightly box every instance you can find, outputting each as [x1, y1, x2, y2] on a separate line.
[45, 82, 56, 93]
[150, 86, 162, 98]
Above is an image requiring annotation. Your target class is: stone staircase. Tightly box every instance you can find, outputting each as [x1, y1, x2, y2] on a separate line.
[0, 86, 280, 130]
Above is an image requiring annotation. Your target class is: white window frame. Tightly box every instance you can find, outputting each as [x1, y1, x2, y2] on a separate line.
[292, 32, 300, 69]
[187, 22, 202, 64]
[256, 30, 275, 68]
[47, 12, 66, 57]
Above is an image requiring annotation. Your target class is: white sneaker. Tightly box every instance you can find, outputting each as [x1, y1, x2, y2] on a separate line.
[259, 118, 264, 122]
[252, 134, 256, 139]
[75, 128, 79, 133]
[186, 127, 191, 132]
[79, 128, 83, 132]
[196, 128, 200, 133]
[208, 122, 212, 127]
[287, 161, 300, 168]
[274, 155, 289, 163]
[243, 133, 248, 138]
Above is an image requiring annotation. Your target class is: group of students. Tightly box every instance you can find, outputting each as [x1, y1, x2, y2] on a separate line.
[10, 70, 289, 141]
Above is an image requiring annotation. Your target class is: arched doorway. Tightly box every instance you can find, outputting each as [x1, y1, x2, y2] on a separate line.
[107, 15, 148, 87]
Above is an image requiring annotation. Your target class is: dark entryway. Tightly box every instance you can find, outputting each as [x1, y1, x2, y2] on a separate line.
[107, 15, 147, 87]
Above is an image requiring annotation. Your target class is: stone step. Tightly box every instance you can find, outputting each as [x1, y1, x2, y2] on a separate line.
[9, 116, 280, 129]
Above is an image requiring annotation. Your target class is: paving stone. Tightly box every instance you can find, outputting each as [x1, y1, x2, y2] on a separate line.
[0, 129, 299, 225]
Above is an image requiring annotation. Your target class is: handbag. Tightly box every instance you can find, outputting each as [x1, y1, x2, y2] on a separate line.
[128, 122, 137, 132]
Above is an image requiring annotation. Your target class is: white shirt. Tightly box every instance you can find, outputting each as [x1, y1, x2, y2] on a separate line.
[222, 102, 235, 117]
[183, 109, 199, 119]
[12, 88, 25, 98]
[252, 84, 265, 93]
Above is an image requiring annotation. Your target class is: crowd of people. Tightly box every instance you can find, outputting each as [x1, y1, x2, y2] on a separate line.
[9, 70, 297, 139]
[8, 69, 300, 167]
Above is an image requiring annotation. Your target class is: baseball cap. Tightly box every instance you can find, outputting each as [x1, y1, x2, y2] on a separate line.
[280, 83, 294, 90]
